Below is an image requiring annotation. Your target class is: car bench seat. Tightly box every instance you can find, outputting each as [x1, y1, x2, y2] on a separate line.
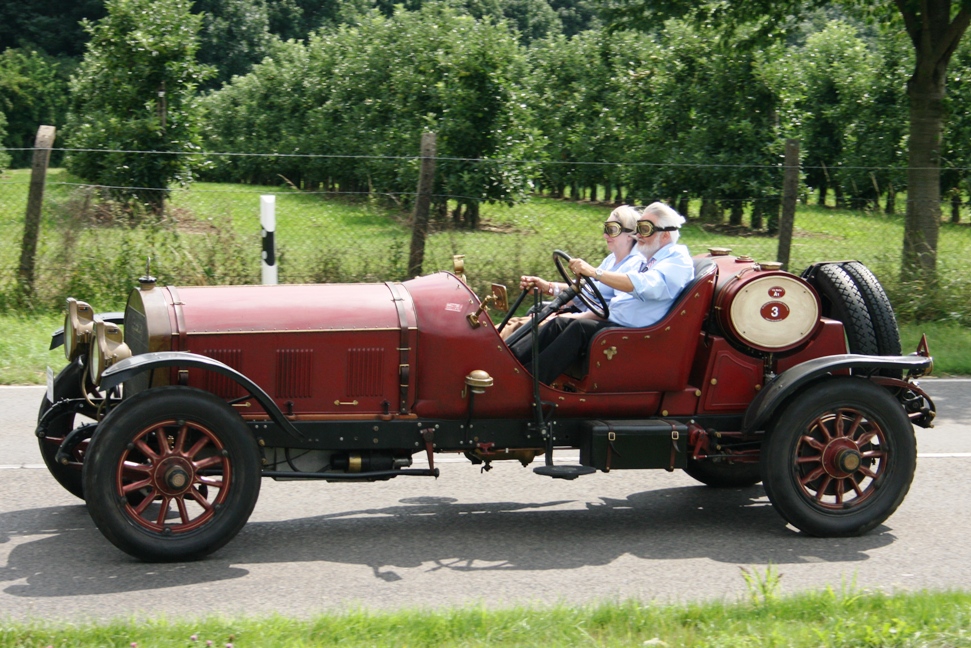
[565, 257, 718, 393]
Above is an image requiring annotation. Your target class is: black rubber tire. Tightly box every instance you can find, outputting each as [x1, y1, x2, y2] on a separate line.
[813, 264, 879, 355]
[841, 262, 901, 355]
[761, 377, 915, 537]
[83, 386, 262, 562]
[37, 360, 97, 500]
[683, 459, 762, 488]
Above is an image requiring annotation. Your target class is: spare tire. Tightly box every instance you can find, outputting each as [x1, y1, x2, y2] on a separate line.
[812, 263, 879, 355]
[841, 261, 901, 356]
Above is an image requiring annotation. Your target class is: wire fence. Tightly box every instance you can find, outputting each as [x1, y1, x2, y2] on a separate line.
[2, 148, 971, 323]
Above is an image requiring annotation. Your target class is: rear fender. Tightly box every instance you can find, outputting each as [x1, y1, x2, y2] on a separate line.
[742, 353, 934, 433]
[100, 351, 305, 440]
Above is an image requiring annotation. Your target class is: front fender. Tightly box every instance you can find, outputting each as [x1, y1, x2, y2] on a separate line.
[101, 351, 305, 440]
[742, 354, 933, 433]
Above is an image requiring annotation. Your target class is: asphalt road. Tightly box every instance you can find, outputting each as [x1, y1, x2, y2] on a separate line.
[2, 379, 970, 622]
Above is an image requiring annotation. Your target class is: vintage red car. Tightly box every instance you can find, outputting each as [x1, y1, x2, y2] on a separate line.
[38, 247, 936, 562]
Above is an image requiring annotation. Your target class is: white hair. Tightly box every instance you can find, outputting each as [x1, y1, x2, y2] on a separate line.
[642, 201, 685, 243]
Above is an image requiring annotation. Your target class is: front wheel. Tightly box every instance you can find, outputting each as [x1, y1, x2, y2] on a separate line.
[83, 386, 262, 562]
[761, 378, 915, 537]
[37, 360, 99, 499]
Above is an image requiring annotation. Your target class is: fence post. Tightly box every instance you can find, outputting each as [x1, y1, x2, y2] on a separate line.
[408, 132, 436, 277]
[261, 194, 277, 285]
[18, 125, 56, 297]
[777, 138, 799, 270]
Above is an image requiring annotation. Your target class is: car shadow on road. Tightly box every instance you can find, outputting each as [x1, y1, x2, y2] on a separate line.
[1, 482, 895, 598]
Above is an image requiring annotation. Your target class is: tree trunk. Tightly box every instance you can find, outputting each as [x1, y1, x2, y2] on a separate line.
[677, 194, 689, 219]
[903, 73, 945, 281]
[952, 191, 962, 223]
[885, 183, 896, 215]
[898, 2, 971, 282]
[751, 199, 764, 230]
[729, 201, 744, 226]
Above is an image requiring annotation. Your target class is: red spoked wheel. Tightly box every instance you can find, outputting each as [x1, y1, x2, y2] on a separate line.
[761, 377, 915, 537]
[793, 407, 886, 510]
[84, 386, 261, 562]
[120, 419, 232, 533]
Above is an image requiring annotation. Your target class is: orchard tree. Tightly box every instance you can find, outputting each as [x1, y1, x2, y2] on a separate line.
[602, 0, 971, 282]
[0, 48, 71, 167]
[65, 0, 212, 212]
[193, 0, 275, 90]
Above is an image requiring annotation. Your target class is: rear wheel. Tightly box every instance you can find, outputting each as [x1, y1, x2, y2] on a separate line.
[83, 386, 261, 562]
[761, 378, 915, 536]
[683, 458, 761, 488]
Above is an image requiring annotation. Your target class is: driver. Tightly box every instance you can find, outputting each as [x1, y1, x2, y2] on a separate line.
[516, 205, 643, 320]
[510, 202, 693, 386]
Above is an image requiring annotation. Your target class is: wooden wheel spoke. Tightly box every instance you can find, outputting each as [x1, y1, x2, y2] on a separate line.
[186, 435, 211, 459]
[122, 478, 153, 494]
[193, 456, 223, 472]
[155, 429, 174, 457]
[799, 465, 826, 485]
[122, 460, 151, 477]
[841, 412, 865, 439]
[175, 496, 191, 524]
[814, 476, 833, 501]
[810, 416, 833, 441]
[800, 436, 826, 452]
[833, 478, 846, 504]
[189, 487, 214, 510]
[197, 475, 224, 489]
[155, 496, 172, 526]
[134, 438, 161, 461]
[133, 489, 158, 515]
[174, 423, 190, 454]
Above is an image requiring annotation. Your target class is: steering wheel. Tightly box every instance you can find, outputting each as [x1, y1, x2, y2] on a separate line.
[553, 250, 609, 319]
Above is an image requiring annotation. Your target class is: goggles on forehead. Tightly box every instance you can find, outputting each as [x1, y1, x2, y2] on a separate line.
[603, 222, 634, 238]
[635, 219, 680, 237]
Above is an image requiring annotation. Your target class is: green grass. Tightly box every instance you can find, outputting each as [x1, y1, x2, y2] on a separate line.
[3, 588, 971, 646]
[5, 170, 970, 315]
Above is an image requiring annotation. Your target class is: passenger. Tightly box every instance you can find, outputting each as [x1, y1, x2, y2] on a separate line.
[511, 202, 693, 385]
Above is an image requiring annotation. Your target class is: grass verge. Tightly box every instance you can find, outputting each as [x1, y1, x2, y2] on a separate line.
[3, 589, 971, 647]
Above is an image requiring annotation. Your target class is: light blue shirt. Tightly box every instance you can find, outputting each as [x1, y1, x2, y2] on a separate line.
[606, 243, 694, 328]
[574, 250, 645, 312]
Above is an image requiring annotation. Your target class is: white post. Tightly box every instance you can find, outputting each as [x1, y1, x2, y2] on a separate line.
[261, 195, 277, 285]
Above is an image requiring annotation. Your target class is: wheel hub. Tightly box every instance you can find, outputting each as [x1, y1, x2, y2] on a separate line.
[155, 458, 194, 496]
[821, 438, 863, 479]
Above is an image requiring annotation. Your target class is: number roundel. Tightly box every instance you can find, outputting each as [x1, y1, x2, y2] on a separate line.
[719, 273, 821, 353]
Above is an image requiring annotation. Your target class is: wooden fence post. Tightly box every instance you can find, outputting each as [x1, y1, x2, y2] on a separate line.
[408, 132, 436, 278]
[18, 125, 57, 297]
[777, 138, 799, 270]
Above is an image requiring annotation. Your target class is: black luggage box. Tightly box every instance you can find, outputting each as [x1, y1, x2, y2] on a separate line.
[580, 420, 689, 471]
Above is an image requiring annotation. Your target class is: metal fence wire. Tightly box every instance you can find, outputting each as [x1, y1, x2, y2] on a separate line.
[2, 148, 970, 323]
